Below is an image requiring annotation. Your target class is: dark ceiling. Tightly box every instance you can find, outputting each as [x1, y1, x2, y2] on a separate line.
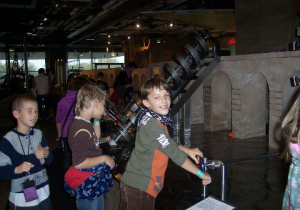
[0, 0, 235, 50]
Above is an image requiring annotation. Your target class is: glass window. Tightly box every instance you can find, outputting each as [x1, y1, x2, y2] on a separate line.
[0, 55, 6, 85]
[0, 51, 45, 85]
[67, 51, 124, 77]
[67, 51, 93, 71]
[92, 52, 124, 69]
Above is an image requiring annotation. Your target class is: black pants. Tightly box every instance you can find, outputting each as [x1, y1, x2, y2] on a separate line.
[62, 137, 72, 175]
[37, 94, 49, 119]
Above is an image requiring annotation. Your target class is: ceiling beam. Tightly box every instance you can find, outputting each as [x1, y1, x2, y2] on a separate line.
[66, 0, 170, 45]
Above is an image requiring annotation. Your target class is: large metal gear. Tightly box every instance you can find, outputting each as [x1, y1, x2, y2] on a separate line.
[101, 34, 218, 174]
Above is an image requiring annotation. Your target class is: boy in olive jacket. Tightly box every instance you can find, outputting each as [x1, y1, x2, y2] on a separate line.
[120, 78, 211, 210]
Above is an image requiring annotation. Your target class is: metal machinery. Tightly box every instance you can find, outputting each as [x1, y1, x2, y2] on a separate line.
[100, 34, 220, 174]
[100, 34, 281, 203]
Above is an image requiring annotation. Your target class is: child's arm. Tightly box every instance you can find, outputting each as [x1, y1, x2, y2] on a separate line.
[93, 118, 101, 139]
[34, 146, 49, 160]
[56, 122, 62, 139]
[179, 145, 203, 164]
[34, 133, 53, 165]
[14, 161, 34, 174]
[141, 118, 211, 185]
[181, 158, 211, 185]
[74, 155, 115, 170]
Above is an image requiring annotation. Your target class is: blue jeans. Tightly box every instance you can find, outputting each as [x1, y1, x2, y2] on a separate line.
[76, 195, 104, 210]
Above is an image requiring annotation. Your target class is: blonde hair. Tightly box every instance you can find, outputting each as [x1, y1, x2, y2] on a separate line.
[75, 84, 107, 115]
[281, 93, 300, 162]
[140, 77, 170, 100]
[12, 95, 37, 112]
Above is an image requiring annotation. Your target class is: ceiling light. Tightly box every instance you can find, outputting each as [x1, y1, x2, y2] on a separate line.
[169, 22, 173, 27]
[108, 35, 111, 38]
[127, 36, 131, 39]
[108, 41, 111, 44]
[44, 17, 47, 21]
[26, 32, 37, 36]
[136, 23, 140, 28]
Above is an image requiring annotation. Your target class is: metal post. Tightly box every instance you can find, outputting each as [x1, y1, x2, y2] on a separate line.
[202, 157, 207, 198]
[183, 97, 191, 147]
[23, 34, 29, 93]
[221, 164, 226, 201]
[172, 96, 180, 144]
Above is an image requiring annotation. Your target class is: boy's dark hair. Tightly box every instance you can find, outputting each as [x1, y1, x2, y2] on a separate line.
[38, 68, 45, 74]
[97, 72, 104, 78]
[127, 61, 137, 69]
[12, 94, 37, 112]
[140, 77, 170, 100]
[114, 71, 128, 88]
[67, 76, 92, 91]
[75, 84, 107, 115]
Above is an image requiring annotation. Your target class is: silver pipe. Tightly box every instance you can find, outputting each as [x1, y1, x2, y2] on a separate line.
[202, 157, 207, 198]
[183, 97, 191, 147]
[221, 164, 226, 201]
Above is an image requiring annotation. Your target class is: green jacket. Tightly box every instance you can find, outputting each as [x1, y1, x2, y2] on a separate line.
[121, 113, 187, 198]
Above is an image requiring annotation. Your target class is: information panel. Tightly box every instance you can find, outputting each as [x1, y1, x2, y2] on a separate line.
[186, 196, 236, 210]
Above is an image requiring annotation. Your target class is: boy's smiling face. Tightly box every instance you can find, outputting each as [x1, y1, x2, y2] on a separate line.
[13, 100, 38, 132]
[142, 87, 171, 115]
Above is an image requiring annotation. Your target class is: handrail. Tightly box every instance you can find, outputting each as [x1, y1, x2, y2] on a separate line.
[202, 152, 281, 201]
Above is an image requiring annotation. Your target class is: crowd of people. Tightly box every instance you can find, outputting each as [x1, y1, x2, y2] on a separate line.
[1, 61, 299, 210]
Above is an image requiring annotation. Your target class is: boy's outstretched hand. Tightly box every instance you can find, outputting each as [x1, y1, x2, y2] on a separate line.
[200, 172, 212, 185]
[15, 161, 34, 174]
[186, 148, 203, 164]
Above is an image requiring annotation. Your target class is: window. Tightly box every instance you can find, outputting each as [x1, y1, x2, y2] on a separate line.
[0, 51, 46, 85]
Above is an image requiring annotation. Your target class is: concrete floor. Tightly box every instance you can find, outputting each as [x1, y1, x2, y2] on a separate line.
[0, 118, 289, 210]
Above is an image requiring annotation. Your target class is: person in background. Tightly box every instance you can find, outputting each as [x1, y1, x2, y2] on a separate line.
[33, 68, 52, 120]
[56, 76, 92, 174]
[109, 71, 128, 107]
[119, 78, 211, 210]
[0, 95, 53, 209]
[123, 62, 137, 107]
[28, 74, 37, 98]
[123, 61, 137, 79]
[46, 68, 56, 115]
[124, 77, 135, 107]
[64, 84, 115, 210]
[281, 91, 300, 209]
[96, 72, 109, 93]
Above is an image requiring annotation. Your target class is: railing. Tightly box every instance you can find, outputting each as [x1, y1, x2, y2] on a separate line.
[201, 152, 281, 201]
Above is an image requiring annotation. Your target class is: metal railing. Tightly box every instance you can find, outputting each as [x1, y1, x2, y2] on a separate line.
[201, 152, 280, 201]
